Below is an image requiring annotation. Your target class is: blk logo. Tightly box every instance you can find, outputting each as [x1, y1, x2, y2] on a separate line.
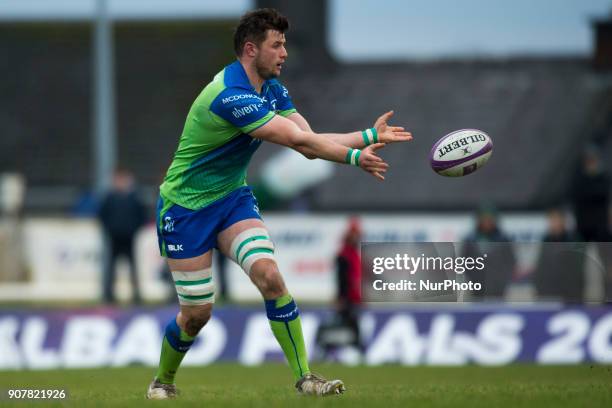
[168, 244, 183, 252]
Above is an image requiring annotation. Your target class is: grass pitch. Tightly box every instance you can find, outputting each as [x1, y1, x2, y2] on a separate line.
[1, 364, 611, 407]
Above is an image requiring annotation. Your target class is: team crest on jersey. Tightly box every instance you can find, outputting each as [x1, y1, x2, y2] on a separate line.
[261, 96, 277, 110]
[163, 216, 175, 233]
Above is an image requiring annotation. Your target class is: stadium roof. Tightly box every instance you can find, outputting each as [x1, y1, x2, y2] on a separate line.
[0, 0, 249, 21]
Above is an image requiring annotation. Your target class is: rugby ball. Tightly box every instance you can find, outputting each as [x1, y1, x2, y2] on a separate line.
[430, 129, 493, 177]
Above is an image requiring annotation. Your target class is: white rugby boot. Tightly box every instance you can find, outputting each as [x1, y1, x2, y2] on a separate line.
[146, 378, 178, 399]
[295, 373, 346, 396]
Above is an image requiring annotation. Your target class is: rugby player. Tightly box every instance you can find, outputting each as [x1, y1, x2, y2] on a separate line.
[147, 8, 412, 399]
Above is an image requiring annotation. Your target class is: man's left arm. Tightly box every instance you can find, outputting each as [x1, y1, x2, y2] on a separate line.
[277, 83, 412, 149]
[287, 111, 412, 149]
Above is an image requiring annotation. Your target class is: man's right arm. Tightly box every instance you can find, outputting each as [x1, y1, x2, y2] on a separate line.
[250, 115, 389, 180]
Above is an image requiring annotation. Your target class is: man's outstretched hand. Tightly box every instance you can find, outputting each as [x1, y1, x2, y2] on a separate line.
[360, 143, 388, 181]
[373, 111, 413, 144]
[357, 111, 412, 180]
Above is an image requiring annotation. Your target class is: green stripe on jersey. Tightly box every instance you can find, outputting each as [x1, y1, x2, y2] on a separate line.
[278, 108, 297, 117]
[240, 111, 275, 134]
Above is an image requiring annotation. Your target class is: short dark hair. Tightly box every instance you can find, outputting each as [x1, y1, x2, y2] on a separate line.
[233, 8, 289, 56]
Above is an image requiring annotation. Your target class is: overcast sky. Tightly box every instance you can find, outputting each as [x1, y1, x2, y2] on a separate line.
[1, 0, 611, 60]
[330, 0, 612, 60]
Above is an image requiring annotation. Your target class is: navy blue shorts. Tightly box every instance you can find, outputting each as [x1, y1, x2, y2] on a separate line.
[156, 186, 262, 259]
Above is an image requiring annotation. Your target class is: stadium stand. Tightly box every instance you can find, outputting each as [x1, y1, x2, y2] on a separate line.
[279, 59, 611, 210]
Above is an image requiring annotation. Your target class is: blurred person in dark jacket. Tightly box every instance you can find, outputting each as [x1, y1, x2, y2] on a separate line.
[570, 145, 612, 301]
[463, 204, 515, 300]
[541, 208, 581, 242]
[98, 169, 147, 304]
[570, 145, 611, 242]
[535, 208, 585, 303]
[317, 217, 363, 358]
[336, 217, 362, 311]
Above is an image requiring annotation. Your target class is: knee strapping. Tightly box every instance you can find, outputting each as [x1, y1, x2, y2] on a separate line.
[171, 268, 215, 305]
[229, 227, 275, 274]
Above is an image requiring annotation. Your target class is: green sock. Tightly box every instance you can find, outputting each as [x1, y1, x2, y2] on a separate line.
[156, 319, 195, 384]
[265, 294, 310, 380]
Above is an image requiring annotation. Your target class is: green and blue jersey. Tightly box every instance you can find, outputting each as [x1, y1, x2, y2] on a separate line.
[160, 61, 296, 210]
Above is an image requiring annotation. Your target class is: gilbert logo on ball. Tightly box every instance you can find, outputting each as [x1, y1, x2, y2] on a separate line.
[430, 129, 493, 177]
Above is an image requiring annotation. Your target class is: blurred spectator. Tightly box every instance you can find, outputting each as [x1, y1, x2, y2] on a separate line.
[158, 260, 175, 304]
[570, 145, 612, 302]
[215, 251, 230, 302]
[98, 169, 146, 304]
[534, 208, 585, 303]
[0, 173, 27, 282]
[463, 204, 515, 300]
[541, 208, 581, 242]
[570, 145, 611, 242]
[336, 217, 363, 311]
[317, 217, 363, 359]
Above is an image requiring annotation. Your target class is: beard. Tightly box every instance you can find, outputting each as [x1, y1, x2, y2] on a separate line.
[255, 56, 278, 80]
